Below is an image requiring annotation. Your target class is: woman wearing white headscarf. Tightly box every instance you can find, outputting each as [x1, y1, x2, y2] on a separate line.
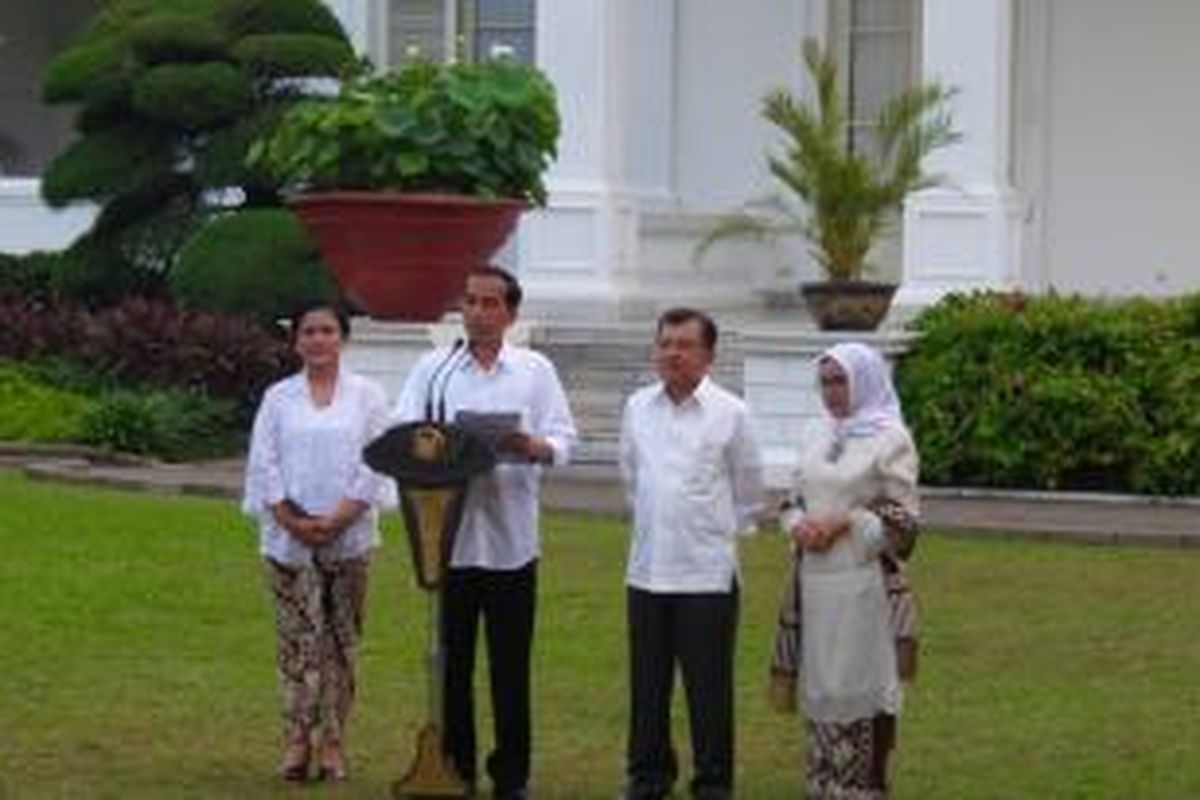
[771, 342, 921, 799]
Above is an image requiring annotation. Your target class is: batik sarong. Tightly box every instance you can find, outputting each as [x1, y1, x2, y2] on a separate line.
[806, 714, 895, 800]
[267, 556, 368, 746]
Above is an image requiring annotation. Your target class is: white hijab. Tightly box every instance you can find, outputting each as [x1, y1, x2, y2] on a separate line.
[820, 342, 906, 439]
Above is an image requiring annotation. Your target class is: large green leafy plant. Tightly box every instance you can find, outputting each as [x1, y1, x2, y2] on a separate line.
[699, 38, 958, 281]
[250, 59, 560, 205]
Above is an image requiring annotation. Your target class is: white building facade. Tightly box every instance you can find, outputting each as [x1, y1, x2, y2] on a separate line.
[3, 0, 1199, 310]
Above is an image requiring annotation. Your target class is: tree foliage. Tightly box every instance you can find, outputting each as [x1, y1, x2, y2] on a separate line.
[39, 0, 356, 300]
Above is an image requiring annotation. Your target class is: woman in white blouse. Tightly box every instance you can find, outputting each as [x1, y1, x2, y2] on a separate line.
[242, 302, 392, 783]
[774, 342, 921, 800]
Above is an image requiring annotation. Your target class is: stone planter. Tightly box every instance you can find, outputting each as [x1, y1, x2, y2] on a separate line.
[800, 280, 899, 330]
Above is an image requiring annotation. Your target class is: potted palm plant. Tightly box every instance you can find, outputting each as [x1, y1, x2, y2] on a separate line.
[249, 58, 559, 321]
[697, 38, 958, 330]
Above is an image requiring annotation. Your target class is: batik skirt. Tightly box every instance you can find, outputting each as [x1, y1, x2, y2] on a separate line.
[266, 556, 369, 745]
[806, 713, 896, 800]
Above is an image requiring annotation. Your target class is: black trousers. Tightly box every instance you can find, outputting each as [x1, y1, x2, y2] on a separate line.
[440, 561, 537, 795]
[625, 585, 739, 800]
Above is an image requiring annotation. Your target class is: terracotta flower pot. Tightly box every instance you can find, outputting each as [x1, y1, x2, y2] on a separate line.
[800, 280, 898, 330]
[290, 192, 525, 321]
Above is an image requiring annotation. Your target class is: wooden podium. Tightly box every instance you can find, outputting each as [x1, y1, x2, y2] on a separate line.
[363, 422, 495, 800]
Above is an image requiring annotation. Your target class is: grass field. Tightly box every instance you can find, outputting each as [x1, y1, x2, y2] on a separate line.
[2, 469, 1200, 799]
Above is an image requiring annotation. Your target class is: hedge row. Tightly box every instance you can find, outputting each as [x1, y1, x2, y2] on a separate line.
[0, 361, 240, 461]
[897, 291, 1200, 496]
[0, 297, 295, 419]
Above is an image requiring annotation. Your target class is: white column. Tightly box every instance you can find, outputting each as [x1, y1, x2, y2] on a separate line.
[322, 0, 372, 54]
[897, 0, 1021, 307]
[518, 0, 678, 320]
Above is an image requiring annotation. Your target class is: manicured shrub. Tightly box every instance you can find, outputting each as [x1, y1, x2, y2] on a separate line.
[79, 389, 240, 461]
[41, 37, 133, 105]
[126, 13, 227, 64]
[897, 291, 1200, 496]
[40, 126, 170, 207]
[0, 359, 242, 459]
[171, 209, 335, 324]
[191, 104, 288, 193]
[0, 298, 295, 418]
[0, 239, 168, 309]
[0, 252, 58, 302]
[39, 0, 354, 303]
[230, 33, 355, 78]
[215, 0, 348, 39]
[0, 363, 91, 443]
[131, 62, 255, 130]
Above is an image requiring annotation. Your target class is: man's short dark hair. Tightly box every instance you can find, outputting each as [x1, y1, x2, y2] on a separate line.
[468, 266, 523, 311]
[656, 307, 718, 351]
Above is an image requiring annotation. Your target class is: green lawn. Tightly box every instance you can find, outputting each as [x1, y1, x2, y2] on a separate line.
[2, 469, 1199, 799]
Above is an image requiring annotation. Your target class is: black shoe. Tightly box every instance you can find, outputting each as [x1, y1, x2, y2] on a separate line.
[493, 788, 529, 800]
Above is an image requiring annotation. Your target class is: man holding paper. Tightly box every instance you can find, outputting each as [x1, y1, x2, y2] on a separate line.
[393, 266, 577, 800]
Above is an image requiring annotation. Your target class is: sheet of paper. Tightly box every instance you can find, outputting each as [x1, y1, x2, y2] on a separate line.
[454, 411, 523, 462]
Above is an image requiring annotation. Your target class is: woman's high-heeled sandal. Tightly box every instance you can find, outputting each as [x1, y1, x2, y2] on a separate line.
[315, 744, 348, 781]
[278, 739, 311, 782]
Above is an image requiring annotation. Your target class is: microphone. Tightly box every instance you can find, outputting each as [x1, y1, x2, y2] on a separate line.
[436, 342, 469, 424]
[423, 338, 464, 421]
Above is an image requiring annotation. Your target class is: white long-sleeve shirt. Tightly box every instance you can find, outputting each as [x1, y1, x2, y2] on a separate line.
[242, 369, 393, 567]
[393, 342, 577, 570]
[619, 376, 765, 593]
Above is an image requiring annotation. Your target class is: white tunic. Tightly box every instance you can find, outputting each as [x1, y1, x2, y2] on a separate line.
[790, 423, 919, 722]
[242, 369, 393, 567]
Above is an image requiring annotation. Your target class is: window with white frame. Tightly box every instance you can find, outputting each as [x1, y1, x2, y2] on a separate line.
[830, 0, 920, 159]
[381, 0, 535, 67]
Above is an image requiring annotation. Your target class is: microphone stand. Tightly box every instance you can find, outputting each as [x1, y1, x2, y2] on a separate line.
[423, 338, 464, 422]
[394, 338, 472, 799]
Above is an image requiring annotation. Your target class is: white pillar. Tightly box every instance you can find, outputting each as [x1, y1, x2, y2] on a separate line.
[322, 0, 371, 53]
[897, 0, 1021, 307]
[518, 0, 678, 320]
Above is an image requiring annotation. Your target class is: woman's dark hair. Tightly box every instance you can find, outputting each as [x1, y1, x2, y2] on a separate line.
[288, 300, 351, 343]
[468, 265, 523, 311]
[656, 307, 718, 351]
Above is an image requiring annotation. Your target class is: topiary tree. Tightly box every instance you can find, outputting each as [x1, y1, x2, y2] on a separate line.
[40, 0, 357, 303]
[171, 208, 336, 325]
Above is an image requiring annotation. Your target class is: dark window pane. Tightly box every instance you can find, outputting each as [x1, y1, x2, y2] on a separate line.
[388, 0, 448, 64]
[463, 0, 534, 63]
[477, 0, 534, 28]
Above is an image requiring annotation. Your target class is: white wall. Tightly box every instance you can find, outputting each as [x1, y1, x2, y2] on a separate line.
[673, 0, 810, 211]
[1036, 0, 1200, 296]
